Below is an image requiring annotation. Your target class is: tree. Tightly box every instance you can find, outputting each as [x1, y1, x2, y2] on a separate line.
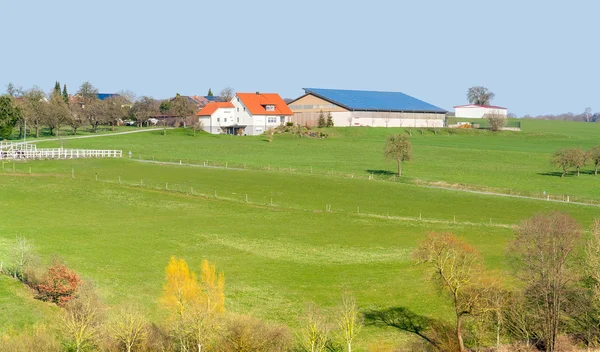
[47, 92, 71, 136]
[570, 148, 587, 176]
[553, 148, 587, 177]
[413, 233, 495, 352]
[326, 112, 334, 127]
[338, 291, 361, 352]
[300, 305, 330, 352]
[318, 110, 326, 128]
[6, 82, 23, 97]
[116, 89, 136, 105]
[485, 112, 506, 132]
[207, 88, 213, 97]
[552, 149, 572, 177]
[132, 97, 159, 127]
[21, 87, 48, 138]
[61, 283, 104, 352]
[509, 212, 582, 352]
[265, 127, 276, 142]
[37, 260, 82, 306]
[219, 87, 234, 102]
[192, 120, 204, 136]
[384, 134, 412, 176]
[0, 95, 22, 139]
[104, 96, 131, 131]
[588, 146, 600, 176]
[467, 86, 495, 105]
[62, 84, 69, 104]
[53, 81, 61, 98]
[584, 107, 593, 123]
[9, 237, 35, 281]
[77, 81, 99, 103]
[107, 306, 148, 352]
[68, 101, 87, 135]
[170, 93, 196, 124]
[159, 100, 171, 114]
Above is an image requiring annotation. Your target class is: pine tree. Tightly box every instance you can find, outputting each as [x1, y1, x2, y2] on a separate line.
[326, 112, 334, 127]
[207, 88, 213, 97]
[318, 110, 326, 128]
[54, 81, 61, 97]
[62, 84, 69, 105]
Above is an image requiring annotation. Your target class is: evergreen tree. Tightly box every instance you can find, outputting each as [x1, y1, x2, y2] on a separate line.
[62, 84, 69, 105]
[326, 112, 334, 127]
[207, 88, 214, 97]
[0, 95, 22, 139]
[318, 110, 326, 128]
[53, 81, 61, 97]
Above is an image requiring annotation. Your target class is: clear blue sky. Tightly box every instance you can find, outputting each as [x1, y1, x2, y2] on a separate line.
[2, 0, 598, 116]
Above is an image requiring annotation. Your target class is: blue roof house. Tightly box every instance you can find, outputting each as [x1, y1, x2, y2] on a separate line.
[287, 88, 447, 128]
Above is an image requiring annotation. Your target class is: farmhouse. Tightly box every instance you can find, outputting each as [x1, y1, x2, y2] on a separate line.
[454, 104, 507, 118]
[197, 92, 293, 135]
[288, 88, 447, 128]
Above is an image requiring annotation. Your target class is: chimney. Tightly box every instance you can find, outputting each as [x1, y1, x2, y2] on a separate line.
[256, 91, 260, 95]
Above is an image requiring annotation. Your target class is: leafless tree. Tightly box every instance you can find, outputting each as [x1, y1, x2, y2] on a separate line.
[107, 306, 148, 352]
[104, 96, 131, 131]
[588, 146, 600, 176]
[219, 87, 234, 102]
[299, 305, 331, 352]
[9, 236, 35, 281]
[21, 87, 48, 138]
[338, 290, 362, 352]
[47, 92, 71, 136]
[170, 94, 196, 126]
[509, 212, 582, 352]
[584, 107, 593, 123]
[220, 314, 291, 352]
[61, 283, 105, 352]
[485, 113, 506, 132]
[116, 89, 136, 105]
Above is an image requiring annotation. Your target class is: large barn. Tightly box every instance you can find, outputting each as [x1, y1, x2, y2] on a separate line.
[287, 88, 447, 128]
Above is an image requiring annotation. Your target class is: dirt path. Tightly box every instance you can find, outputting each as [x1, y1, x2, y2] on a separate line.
[28, 128, 172, 143]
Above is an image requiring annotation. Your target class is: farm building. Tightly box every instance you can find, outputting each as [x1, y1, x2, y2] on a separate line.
[287, 88, 447, 128]
[197, 92, 293, 135]
[454, 104, 507, 118]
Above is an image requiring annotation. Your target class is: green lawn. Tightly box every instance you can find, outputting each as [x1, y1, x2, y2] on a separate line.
[34, 120, 600, 203]
[2, 120, 599, 349]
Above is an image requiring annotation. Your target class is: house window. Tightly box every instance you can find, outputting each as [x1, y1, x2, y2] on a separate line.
[217, 118, 220, 122]
[237, 107, 239, 112]
[268, 117, 277, 123]
[265, 105, 275, 111]
[237, 118, 239, 123]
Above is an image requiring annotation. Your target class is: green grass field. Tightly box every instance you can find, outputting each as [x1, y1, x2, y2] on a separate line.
[1, 120, 599, 349]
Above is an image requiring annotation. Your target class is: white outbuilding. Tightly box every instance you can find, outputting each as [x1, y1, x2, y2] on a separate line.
[454, 104, 507, 118]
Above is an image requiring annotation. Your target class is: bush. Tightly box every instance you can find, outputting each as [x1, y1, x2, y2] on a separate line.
[219, 314, 292, 352]
[37, 260, 81, 306]
[286, 122, 294, 127]
[0, 325, 60, 352]
[485, 113, 506, 132]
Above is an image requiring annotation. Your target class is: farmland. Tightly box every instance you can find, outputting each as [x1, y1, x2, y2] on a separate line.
[1, 120, 599, 349]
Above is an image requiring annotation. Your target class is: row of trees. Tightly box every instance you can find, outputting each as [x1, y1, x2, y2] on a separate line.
[0, 82, 209, 140]
[552, 146, 600, 177]
[366, 213, 599, 352]
[1, 243, 362, 352]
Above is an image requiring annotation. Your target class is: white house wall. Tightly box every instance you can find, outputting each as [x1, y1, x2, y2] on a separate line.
[455, 107, 507, 118]
[200, 96, 289, 136]
[291, 111, 445, 128]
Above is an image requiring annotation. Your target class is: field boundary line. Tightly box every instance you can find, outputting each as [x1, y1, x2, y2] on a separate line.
[126, 158, 600, 208]
[27, 128, 173, 144]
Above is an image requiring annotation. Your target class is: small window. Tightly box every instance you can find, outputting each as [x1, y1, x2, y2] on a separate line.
[237, 107, 239, 112]
[244, 107, 246, 112]
[217, 118, 220, 122]
[224, 118, 227, 122]
[237, 118, 239, 123]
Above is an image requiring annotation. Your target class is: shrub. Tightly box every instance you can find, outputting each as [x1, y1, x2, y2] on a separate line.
[219, 314, 292, 352]
[37, 260, 81, 306]
[485, 113, 506, 132]
[0, 325, 60, 352]
[286, 121, 294, 127]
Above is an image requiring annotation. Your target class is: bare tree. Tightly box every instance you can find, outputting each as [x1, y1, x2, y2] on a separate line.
[107, 306, 148, 352]
[338, 290, 362, 352]
[47, 92, 71, 136]
[300, 305, 330, 352]
[265, 127, 276, 142]
[467, 86, 495, 105]
[509, 212, 582, 352]
[68, 102, 87, 135]
[21, 87, 48, 138]
[584, 107, 593, 123]
[384, 134, 412, 176]
[116, 89, 136, 105]
[219, 87, 234, 102]
[9, 237, 35, 281]
[192, 120, 204, 136]
[170, 94, 196, 126]
[61, 283, 105, 352]
[414, 233, 497, 352]
[104, 96, 131, 131]
[485, 112, 506, 132]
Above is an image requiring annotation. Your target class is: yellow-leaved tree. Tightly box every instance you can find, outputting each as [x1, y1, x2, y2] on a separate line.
[161, 256, 225, 352]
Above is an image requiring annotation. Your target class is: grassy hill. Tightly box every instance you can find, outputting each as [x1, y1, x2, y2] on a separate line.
[1, 120, 599, 348]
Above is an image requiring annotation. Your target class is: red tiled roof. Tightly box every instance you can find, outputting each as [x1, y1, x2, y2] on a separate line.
[236, 93, 293, 116]
[196, 102, 234, 116]
[454, 104, 507, 109]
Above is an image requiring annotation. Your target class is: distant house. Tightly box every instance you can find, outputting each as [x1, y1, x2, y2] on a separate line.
[454, 104, 507, 118]
[196, 92, 293, 135]
[288, 88, 447, 128]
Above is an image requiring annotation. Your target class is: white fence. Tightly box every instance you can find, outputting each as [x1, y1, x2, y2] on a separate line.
[0, 142, 122, 160]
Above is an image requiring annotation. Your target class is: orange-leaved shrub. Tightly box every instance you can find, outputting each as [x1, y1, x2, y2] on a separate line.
[37, 260, 81, 306]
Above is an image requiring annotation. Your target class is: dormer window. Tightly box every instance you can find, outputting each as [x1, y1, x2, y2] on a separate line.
[264, 105, 275, 112]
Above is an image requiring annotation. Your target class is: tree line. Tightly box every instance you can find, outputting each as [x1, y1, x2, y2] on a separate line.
[0, 82, 210, 140]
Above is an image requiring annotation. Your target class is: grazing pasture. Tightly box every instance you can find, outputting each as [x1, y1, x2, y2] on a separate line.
[1, 119, 599, 348]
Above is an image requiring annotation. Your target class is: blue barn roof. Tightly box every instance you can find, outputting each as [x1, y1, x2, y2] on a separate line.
[303, 88, 447, 113]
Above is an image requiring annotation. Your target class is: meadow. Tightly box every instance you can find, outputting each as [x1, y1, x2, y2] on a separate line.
[1, 120, 599, 349]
